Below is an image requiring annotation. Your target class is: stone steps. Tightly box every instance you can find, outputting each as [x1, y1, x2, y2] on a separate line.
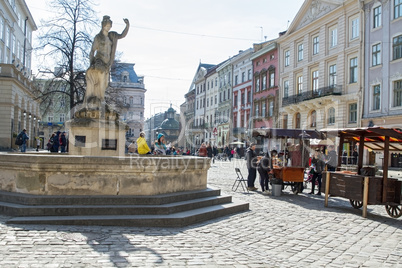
[0, 188, 249, 227]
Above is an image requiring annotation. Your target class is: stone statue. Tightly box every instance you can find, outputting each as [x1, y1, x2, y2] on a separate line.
[84, 16, 130, 105]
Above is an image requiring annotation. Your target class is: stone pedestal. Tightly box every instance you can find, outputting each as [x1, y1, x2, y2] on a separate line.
[66, 102, 128, 157]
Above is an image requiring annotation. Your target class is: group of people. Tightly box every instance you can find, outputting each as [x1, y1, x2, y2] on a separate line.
[245, 143, 339, 195]
[46, 131, 68, 153]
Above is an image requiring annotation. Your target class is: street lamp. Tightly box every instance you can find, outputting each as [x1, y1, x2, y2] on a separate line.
[23, 111, 26, 117]
[29, 113, 32, 119]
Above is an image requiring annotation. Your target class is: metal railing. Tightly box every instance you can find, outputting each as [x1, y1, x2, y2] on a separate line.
[282, 85, 342, 107]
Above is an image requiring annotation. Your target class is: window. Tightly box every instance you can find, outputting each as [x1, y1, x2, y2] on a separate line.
[372, 43, 381, 66]
[242, 72, 245, 83]
[298, 44, 303, 61]
[283, 114, 288, 129]
[312, 70, 319, 92]
[269, 100, 274, 117]
[284, 80, 289, 98]
[262, 102, 266, 117]
[349, 103, 357, 123]
[207, 98, 209, 107]
[330, 27, 338, 47]
[234, 75, 238, 85]
[233, 95, 236, 107]
[373, 6, 382, 28]
[247, 90, 251, 103]
[262, 73, 267, 89]
[329, 64, 337, 87]
[310, 110, 317, 127]
[350, 57, 358, 83]
[394, 80, 402, 107]
[285, 50, 290, 66]
[241, 92, 245, 105]
[395, 0, 402, 19]
[313, 36, 319, 55]
[248, 69, 252, 80]
[60, 114, 65, 122]
[48, 115, 54, 122]
[297, 75, 303, 95]
[373, 85, 381, 110]
[393, 35, 402, 60]
[295, 113, 301, 129]
[6, 26, 10, 47]
[328, 107, 335, 125]
[255, 103, 259, 117]
[351, 18, 359, 39]
[129, 96, 134, 105]
[269, 71, 275, 88]
[255, 77, 260, 92]
[0, 17, 3, 40]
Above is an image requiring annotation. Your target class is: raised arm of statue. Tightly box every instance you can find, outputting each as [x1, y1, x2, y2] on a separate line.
[118, 18, 130, 39]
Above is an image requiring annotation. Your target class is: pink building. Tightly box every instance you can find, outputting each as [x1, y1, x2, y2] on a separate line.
[251, 40, 279, 129]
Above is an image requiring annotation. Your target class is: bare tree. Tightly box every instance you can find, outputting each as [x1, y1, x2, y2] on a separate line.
[33, 0, 99, 113]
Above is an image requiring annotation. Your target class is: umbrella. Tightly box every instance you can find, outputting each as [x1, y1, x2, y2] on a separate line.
[230, 141, 244, 145]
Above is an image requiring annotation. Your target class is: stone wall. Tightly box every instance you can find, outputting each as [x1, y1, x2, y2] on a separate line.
[0, 153, 210, 195]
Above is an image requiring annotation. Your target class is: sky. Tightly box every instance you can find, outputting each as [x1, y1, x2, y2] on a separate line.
[26, 0, 305, 119]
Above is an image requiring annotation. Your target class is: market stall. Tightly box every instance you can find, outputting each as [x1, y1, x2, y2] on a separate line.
[253, 128, 325, 194]
[320, 127, 402, 218]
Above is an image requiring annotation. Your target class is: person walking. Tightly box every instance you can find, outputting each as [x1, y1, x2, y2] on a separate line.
[246, 143, 258, 191]
[309, 149, 325, 195]
[36, 137, 41, 152]
[18, 129, 29, 153]
[352, 148, 358, 165]
[198, 143, 207, 157]
[137, 131, 151, 155]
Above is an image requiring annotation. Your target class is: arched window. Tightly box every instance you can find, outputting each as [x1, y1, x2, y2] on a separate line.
[129, 96, 133, 105]
[310, 110, 317, 127]
[295, 113, 301, 129]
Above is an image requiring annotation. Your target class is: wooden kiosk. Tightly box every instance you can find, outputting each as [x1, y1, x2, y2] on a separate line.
[321, 127, 402, 218]
[252, 128, 324, 194]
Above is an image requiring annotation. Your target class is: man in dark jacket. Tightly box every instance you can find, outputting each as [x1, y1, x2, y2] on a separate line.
[246, 143, 258, 191]
[60, 132, 67, 153]
[326, 145, 337, 171]
[258, 151, 272, 194]
[310, 149, 325, 195]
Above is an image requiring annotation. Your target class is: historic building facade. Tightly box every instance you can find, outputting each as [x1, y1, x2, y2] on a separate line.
[278, 0, 363, 132]
[110, 62, 146, 141]
[0, 0, 38, 150]
[216, 60, 233, 147]
[204, 65, 219, 146]
[232, 48, 253, 143]
[251, 41, 279, 131]
[362, 0, 402, 128]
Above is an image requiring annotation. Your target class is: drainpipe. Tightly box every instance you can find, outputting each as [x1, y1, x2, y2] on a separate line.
[358, 0, 365, 128]
[23, 17, 28, 68]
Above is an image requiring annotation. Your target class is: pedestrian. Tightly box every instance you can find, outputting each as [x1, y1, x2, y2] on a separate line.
[36, 137, 41, 152]
[258, 151, 272, 194]
[352, 148, 358, 165]
[60, 132, 67, 153]
[342, 150, 348, 164]
[136, 131, 151, 154]
[246, 143, 258, 191]
[154, 133, 167, 155]
[309, 149, 325, 195]
[52, 131, 60, 153]
[326, 145, 337, 171]
[128, 140, 137, 154]
[18, 129, 29, 153]
[198, 143, 207, 157]
[206, 143, 213, 158]
[47, 134, 55, 152]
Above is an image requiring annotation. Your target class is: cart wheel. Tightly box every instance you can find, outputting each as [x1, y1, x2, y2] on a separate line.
[349, 199, 363, 209]
[385, 205, 402, 218]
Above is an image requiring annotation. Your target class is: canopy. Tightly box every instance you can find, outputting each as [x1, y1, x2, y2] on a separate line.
[252, 128, 324, 139]
[230, 141, 245, 145]
[321, 127, 402, 151]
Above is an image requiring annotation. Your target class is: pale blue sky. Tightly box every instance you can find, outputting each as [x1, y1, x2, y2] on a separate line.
[27, 0, 304, 118]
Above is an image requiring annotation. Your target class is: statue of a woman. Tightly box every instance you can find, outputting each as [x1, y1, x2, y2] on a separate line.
[84, 16, 130, 105]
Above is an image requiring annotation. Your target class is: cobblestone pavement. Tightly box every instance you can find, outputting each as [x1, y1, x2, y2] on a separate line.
[0, 159, 401, 267]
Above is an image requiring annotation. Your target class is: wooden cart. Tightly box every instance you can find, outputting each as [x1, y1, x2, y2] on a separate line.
[253, 128, 325, 194]
[321, 127, 402, 218]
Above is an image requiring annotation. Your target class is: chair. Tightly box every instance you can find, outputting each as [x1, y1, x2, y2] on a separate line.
[232, 168, 249, 192]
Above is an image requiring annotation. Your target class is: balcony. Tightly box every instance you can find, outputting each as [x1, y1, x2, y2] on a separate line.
[282, 85, 342, 107]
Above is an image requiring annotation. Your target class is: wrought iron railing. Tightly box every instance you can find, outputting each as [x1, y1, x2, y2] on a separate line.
[282, 85, 342, 107]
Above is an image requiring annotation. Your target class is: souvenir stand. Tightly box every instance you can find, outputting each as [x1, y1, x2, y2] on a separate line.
[321, 127, 402, 218]
[252, 128, 324, 194]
